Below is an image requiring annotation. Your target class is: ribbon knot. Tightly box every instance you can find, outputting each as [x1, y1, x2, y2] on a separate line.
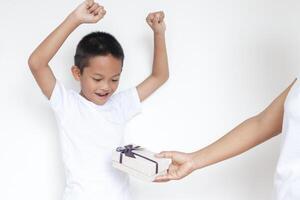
[116, 145, 141, 158]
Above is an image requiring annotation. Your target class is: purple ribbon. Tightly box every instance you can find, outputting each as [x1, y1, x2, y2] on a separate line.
[116, 145, 158, 174]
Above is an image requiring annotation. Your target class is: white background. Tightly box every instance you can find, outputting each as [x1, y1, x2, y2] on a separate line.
[1, 0, 300, 200]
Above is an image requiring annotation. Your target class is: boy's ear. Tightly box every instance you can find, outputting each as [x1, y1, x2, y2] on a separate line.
[71, 66, 81, 81]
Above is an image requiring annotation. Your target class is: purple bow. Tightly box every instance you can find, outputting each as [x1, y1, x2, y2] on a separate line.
[116, 145, 141, 159]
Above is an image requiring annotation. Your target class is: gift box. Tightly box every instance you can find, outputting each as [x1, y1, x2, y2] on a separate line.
[112, 144, 171, 182]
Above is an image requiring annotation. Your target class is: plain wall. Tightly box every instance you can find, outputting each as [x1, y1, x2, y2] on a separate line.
[1, 0, 300, 199]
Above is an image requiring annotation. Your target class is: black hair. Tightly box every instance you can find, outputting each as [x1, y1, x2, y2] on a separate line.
[74, 31, 124, 74]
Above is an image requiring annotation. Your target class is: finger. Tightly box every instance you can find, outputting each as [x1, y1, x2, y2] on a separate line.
[153, 174, 170, 182]
[164, 171, 180, 181]
[146, 13, 155, 21]
[158, 11, 165, 20]
[153, 178, 170, 183]
[155, 12, 161, 19]
[92, 7, 101, 16]
[146, 13, 154, 19]
[152, 11, 164, 23]
[155, 151, 175, 159]
[101, 8, 106, 15]
[146, 14, 154, 26]
[167, 171, 181, 181]
[146, 20, 153, 27]
[93, 6, 104, 16]
[153, 16, 159, 25]
[89, 3, 99, 13]
[85, 0, 94, 8]
[90, 9, 105, 22]
[95, 8, 106, 19]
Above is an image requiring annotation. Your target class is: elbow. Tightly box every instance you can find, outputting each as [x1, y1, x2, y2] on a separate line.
[158, 74, 169, 86]
[162, 73, 169, 84]
[255, 112, 282, 138]
[28, 54, 44, 71]
[28, 54, 38, 70]
[153, 71, 169, 85]
[165, 72, 169, 81]
[150, 66, 169, 86]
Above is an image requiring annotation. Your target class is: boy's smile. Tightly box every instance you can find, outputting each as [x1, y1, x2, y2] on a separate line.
[72, 54, 122, 105]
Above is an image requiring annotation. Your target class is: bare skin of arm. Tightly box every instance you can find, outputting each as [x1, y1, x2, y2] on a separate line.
[28, 0, 105, 99]
[155, 79, 297, 182]
[137, 11, 169, 102]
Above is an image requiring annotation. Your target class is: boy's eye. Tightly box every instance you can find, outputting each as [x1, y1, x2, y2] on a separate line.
[112, 79, 119, 82]
[93, 78, 102, 82]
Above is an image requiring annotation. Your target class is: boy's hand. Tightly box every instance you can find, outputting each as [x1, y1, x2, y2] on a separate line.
[154, 151, 196, 182]
[71, 0, 106, 24]
[146, 11, 166, 34]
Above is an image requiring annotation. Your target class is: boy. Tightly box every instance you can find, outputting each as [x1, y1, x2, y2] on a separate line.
[28, 1, 168, 200]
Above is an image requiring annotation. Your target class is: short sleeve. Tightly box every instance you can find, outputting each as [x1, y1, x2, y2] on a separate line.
[48, 80, 70, 118]
[111, 87, 142, 122]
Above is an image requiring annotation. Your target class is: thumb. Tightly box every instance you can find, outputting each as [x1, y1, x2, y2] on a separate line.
[85, 0, 94, 7]
[155, 151, 174, 159]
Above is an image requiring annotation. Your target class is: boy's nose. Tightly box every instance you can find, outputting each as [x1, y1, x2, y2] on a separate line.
[99, 81, 110, 90]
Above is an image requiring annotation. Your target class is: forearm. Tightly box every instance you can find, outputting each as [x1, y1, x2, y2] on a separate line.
[29, 13, 80, 68]
[191, 115, 279, 170]
[151, 32, 169, 82]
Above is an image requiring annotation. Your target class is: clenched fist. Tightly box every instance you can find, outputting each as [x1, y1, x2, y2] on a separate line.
[71, 0, 106, 24]
[146, 11, 166, 34]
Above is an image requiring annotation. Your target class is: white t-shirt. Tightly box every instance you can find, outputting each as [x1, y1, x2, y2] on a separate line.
[49, 80, 142, 200]
[274, 76, 300, 200]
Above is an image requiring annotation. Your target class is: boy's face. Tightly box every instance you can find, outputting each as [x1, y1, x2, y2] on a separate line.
[72, 54, 122, 105]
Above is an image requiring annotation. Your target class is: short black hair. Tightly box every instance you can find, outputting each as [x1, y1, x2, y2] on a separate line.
[74, 31, 124, 74]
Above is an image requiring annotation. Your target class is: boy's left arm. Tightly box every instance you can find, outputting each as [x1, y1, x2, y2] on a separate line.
[137, 11, 169, 102]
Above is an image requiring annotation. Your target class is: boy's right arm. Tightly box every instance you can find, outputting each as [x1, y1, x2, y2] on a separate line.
[154, 79, 297, 182]
[28, 0, 105, 99]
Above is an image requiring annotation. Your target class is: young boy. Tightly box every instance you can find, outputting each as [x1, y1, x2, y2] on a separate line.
[28, 1, 168, 200]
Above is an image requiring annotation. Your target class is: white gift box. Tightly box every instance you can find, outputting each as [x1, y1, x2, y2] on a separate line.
[112, 145, 171, 182]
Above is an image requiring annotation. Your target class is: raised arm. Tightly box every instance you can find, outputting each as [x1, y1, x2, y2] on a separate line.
[28, 0, 106, 99]
[137, 11, 169, 102]
[155, 79, 297, 182]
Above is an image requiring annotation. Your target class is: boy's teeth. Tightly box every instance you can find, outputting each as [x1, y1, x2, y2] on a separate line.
[96, 93, 108, 96]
